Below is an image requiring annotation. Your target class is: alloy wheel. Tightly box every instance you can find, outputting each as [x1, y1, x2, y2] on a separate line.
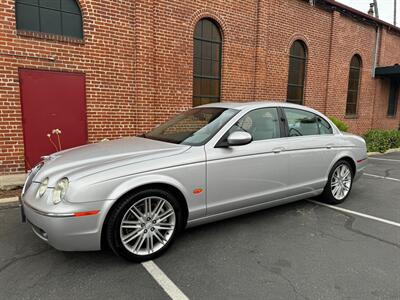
[331, 164, 352, 200]
[119, 196, 176, 256]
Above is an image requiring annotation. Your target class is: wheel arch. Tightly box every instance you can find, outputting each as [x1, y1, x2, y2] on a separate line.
[325, 153, 357, 182]
[100, 181, 189, 250]
[338, 156, 356, 176]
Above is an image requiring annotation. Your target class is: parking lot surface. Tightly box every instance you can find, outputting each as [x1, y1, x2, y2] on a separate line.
[1, 153, 400, 300]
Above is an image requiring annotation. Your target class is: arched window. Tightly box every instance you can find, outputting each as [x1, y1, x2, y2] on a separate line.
[287, 40, 307, 105]
[346, 55, 362, 115]
[16, 0, 83, 39]
[193, 18, 222, 107]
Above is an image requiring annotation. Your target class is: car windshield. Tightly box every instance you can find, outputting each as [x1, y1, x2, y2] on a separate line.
[144, 107, 239, 146]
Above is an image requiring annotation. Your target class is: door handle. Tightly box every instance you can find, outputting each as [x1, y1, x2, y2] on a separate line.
[272, 147, 285, 153]
[326, 144, 334, 149]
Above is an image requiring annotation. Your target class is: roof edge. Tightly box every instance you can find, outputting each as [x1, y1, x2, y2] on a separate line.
[310, 0, 400, 34]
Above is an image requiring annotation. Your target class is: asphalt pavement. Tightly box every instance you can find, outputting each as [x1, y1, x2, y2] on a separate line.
[1, 153, 399, 300]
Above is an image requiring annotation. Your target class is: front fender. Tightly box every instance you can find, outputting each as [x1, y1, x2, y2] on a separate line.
[66, 147, 207, 221]
[107, 174, 192, 204]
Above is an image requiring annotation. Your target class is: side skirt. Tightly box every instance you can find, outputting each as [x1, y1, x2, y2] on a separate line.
[186, 189, 323, 228]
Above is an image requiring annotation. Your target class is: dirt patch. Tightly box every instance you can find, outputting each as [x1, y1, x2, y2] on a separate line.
[0, 188, 22, 199]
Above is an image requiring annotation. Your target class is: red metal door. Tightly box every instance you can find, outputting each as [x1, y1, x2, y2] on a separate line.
[19, 69, 87, 170]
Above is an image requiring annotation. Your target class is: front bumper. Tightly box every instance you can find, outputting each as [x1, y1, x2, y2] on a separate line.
[21, 191, 114, 251]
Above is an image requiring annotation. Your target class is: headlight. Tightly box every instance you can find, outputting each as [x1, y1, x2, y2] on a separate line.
[52, 178, 69, 204]
[36, 177, 49, 198]
[23, 162, 44, 196]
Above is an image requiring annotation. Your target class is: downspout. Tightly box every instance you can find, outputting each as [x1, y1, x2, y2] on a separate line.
[323, 10, 335, 115]
[370, 24, 381, 129]
[372, 0, 380, 77]
[372, 25, 381, 78]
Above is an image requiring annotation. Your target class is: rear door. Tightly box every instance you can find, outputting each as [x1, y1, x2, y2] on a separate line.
[281, 107, 337, 195]
[19, 69, 87, 170]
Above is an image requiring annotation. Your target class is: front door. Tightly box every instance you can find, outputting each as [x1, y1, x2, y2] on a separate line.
[205, 107, 290, 215]
[19, 69, 87, 170]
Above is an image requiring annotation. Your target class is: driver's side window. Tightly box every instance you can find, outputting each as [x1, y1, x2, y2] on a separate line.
[230, 108, 280, 141]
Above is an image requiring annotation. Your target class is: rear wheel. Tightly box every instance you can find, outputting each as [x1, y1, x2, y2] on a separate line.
[319, 160, 353, 204]
[106, 189, 182, 262]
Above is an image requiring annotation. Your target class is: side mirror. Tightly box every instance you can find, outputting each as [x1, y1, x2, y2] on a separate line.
[227, 131, 252, 146]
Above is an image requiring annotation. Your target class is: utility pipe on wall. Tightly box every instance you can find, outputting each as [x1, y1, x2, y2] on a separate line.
[372, 25, 381, 78]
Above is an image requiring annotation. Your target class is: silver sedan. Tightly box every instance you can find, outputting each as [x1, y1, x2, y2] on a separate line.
[21, 102, 368, 261]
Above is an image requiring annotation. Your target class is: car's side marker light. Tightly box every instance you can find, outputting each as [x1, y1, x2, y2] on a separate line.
[357, 158, 368, 163]
[73, 210, 100, 217]
[193, 188, 203, 195]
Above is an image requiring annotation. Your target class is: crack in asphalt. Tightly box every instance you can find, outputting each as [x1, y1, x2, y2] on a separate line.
[315, 229, 353, 242]
[253, 256, 310, 300]
[0, 248, 51, 274]
[308, 204, 400, 249]
[270, 270, 311, 300]
[383, 168, 399, 179]
[343, 214, 400, 250]
[366, 165, 400, 180]
[296, 205, 353, 242]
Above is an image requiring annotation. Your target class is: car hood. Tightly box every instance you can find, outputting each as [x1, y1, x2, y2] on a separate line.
[35, 137, 190, 184]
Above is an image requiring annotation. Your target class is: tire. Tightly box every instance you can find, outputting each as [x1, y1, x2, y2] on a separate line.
[319, 160, 354, 204]
[106, 188, 183, 262]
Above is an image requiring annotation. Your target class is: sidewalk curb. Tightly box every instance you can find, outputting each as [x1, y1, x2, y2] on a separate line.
[0, 173, 26, 190]
[0, 196, 19, 204]
[368, 148, 400, 156]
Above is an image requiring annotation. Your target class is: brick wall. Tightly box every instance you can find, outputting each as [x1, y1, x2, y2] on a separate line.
[372, 29, 400, 129]
[0, 0, 400, 175]
[324, 10, 378, 134]
[0, 0, 136, 174]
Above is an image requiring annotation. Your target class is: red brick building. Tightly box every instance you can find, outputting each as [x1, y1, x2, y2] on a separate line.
[0, 0, 399, 176]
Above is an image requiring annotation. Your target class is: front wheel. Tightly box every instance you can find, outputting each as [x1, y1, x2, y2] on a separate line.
[319, 160, 354, 204]
[106, 189, 182, 262]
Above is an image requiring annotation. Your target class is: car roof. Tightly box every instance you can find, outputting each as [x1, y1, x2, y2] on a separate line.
[198, 101, 332, 122]
[198, 101, 340, 134]
[198, 101, 315, 111]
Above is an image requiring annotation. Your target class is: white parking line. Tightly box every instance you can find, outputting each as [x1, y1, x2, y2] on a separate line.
[142, 260, 189, 300]
[364, 173, 400, 182]
[369, 157, 400, 162]
[308, 200, 400, 228]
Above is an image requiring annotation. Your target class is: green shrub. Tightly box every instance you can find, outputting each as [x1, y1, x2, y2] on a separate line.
[328, 116, 349, 132]
[363, 129, 400, 153]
